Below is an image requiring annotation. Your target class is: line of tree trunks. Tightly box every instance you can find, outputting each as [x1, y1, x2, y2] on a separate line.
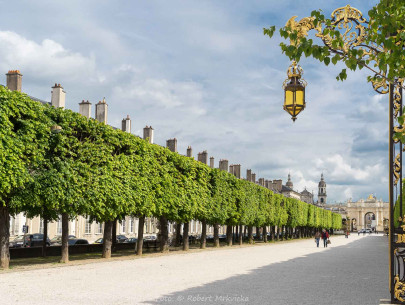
[136, 216, 145, 255]
[175, 223, 182, 247]
[102, 220, 113, 258]
[239, 224, 243, 245]
[60, 213, 69, 263]
[200, 220, 206, 249]
[213, 224, 220, 247]
[183, 222, 189, 251]
[263, 226, 267, 243]
[0, 205, 10, 269]
[248, 226, 253, 244]
[159, 216, 169, 253]
[42, 216, 48, 257]
[226, 225, 232, 246]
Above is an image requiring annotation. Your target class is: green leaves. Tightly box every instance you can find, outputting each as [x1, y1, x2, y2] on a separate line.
[0, 86, 340, 230]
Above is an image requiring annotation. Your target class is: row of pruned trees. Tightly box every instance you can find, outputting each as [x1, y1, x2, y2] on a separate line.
[0, 87, 342, 268]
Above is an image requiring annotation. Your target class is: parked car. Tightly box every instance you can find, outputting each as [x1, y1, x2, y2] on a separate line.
[50, 235, 77, 246]
[358, 228, 372, 234]
[68, 239, 89, 246]
[116, 235, 128, 243]
[124, 237, 138, 243]
[94, 238, 103, 244]
[9, 235, 25, 248]
[24, 234, 51, 247]
[144, 235, 157, 241]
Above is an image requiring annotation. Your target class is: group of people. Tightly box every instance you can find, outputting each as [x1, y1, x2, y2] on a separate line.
[314, 230, 330, 248]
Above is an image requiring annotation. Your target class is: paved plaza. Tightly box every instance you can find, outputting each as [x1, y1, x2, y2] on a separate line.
[0, 234, 388, 305]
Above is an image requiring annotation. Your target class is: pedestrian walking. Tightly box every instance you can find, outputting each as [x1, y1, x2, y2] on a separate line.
[321, 229, 329, 248]
[345, 231, 349, 238]
[314, 231, 321, 247]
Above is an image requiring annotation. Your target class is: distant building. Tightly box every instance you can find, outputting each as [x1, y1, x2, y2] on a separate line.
[278, 173, 326, 207]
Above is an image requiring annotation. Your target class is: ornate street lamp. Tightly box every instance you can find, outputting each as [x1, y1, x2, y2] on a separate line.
[283, 61, 306, 122]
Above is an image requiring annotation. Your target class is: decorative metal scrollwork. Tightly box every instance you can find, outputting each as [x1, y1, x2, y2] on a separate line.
[394, 153, 401, 185]
[395, 276, 405, 303]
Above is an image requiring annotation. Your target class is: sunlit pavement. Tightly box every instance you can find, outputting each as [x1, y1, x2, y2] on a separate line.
[0, 234, 388, 305]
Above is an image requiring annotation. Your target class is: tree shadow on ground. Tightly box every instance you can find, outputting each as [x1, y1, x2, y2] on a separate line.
[145, 236, 389, 305]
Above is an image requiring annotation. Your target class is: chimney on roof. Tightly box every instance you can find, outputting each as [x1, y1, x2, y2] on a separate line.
[229, 164, 234, 175]
[198, 151, 208, 165]
[166, 138, 177, 152]
[143, 126, 154, 144]
[272, 179, 282, 192]
[219, 159, 228, 172]
[6, 70, 22, 92]
[233, 164, 241, 179]
[95, 97, 108, 124]
[259, 178, 265, 187]
[51, 83, 66, 108]
[121, 115, 131, 133]
[209, 157, 215, 168]
[246, 169, 252, 182]
[79, 100, 92, 118]
[186, 146, 193, 158]
[252, 173, 256, 183]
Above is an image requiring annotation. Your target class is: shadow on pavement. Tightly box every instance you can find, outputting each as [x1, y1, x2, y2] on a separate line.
[145, 236, 389, 305]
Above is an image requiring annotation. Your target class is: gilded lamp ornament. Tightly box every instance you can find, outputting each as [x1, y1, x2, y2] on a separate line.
[283, 61, 307, 122]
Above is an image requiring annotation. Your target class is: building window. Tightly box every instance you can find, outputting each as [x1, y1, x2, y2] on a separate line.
[39, 218, 44, 234]
[57, 217, 62, 235]
[129, 218, 134, 233]
[121, 219, 126, 234]
[85, 217, 92, 234]
[96, 222, 103, 234]
[13, 216, 20, 236]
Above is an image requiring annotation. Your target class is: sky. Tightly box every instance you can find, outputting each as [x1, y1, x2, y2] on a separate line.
[0, 0, 387, 203]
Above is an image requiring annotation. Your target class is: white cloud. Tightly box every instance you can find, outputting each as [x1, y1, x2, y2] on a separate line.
[0, 31, 97, 81]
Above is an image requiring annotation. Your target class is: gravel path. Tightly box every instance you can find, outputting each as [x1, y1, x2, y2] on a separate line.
[0, 234, 388, 305]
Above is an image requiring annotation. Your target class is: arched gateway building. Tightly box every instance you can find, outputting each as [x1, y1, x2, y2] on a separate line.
[327, 195, 389, 232]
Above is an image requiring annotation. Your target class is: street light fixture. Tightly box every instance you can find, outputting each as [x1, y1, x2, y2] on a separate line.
[283, 61, 306, 122]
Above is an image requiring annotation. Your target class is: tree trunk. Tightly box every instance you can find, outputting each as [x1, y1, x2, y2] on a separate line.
[213, 224, 220, 247]
[159, 216, 169, 252]
[248, 226, 254, 244]
[256, 226, 261, 241]
[42, 216, 48, 257]
[175, 223, 182, 247]
[235, 225, 239, 242]
[102, 220, 113, 258]
[0, 205, 10, 269]
[226, 225, 232, 246]
[271, 226, 275, 241]
[136, 216, 145, 255]
[263, 226, 268, 243]
[60, 213, 69, 263]
[200, 220, 207, 249]
[276, 226, 280, 241]
[239, 224, 243, 245]
[244, 226, 247, 238]
[112, 219, 117, 252]
[183, 222, 189, 251]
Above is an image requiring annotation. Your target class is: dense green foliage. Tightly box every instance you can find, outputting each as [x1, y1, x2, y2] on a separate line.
[1, 86, 341, 230]
[264, 0, 405, 84]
